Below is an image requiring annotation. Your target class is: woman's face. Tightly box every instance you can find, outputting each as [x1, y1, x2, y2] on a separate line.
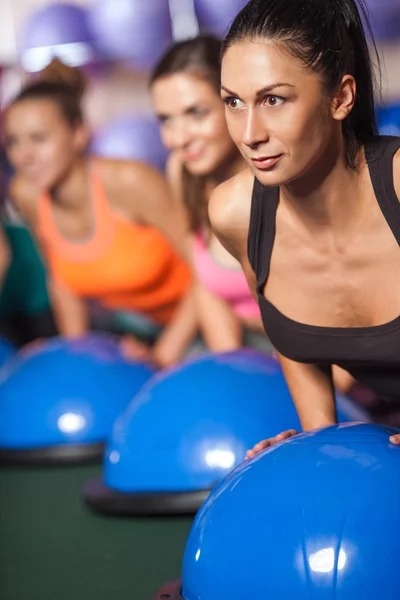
[4, 98, 85, 189]
[152, 72, 238, 176]
[221, 40, 336, 187]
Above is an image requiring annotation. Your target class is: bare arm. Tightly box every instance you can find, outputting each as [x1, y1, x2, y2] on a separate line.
[8, 177, 89, 338]
[332, 365, 355, 393]
[112, 158, 197, 365]
[278, 353, 336, 430]
[143, 156, 197, 366]
[196, 282, 242, 352]
[389, 146, 400, 444]
[151, 286, 198, 367]
[209, 172, 337, 445]
[49, 279, 88, 338]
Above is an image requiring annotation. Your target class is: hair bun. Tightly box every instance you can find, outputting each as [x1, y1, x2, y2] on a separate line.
[37, 58, 87, 100]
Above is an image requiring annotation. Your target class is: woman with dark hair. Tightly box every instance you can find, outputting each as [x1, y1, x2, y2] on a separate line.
[3, 60, 193, 365]
[151, 36, 270, 354]
[207, 0, 400, 450]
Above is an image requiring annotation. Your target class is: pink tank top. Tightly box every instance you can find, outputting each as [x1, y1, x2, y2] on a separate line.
[193, 233, 260, 320]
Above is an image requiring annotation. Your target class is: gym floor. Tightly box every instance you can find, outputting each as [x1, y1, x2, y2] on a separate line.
[0, 463, 192, 599]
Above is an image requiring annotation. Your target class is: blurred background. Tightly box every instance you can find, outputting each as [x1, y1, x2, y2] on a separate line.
[0, 0, 399, 132]
[0, 0, 398, 350]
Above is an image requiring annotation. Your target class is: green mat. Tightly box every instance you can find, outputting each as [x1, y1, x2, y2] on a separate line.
[0, 465, 192, 600]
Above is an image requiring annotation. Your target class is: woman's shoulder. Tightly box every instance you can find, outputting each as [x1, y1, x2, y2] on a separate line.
[94, 155, 191, 247]
[94, 156, 171, 219]
[95, 156, 164, 191]
[208, 167, 254, 260]
[209, 167, 254, 232]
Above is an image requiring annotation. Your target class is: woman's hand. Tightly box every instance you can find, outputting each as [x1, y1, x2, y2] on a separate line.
[120, 335, 153, 363]
[246, 429, 298, 459]
[247, 429, 400, 457]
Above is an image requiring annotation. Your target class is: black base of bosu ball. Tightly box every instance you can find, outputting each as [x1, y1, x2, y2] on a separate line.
[0, 442, 105, 466]
[154, 579, 183, 600]
[83, 477, 211, 516]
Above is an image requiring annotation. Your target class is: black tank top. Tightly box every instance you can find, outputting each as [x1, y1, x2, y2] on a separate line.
[248, 136, 400, 401]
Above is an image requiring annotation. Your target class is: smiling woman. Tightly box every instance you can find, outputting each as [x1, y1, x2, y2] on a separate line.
[208, 0, 400, 451]
[3, 59, 192, 366]
[151, 36, 241, 230]
[150, 36, 272, 358]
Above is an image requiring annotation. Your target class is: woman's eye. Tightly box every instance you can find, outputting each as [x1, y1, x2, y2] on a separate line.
[190, 108, 207, 118]
[265, 95, 284, 107]
[222, 97, 244, 109]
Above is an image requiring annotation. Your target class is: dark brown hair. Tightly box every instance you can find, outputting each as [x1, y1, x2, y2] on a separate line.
[11, 59, 86, 127]
[151, 36, 222, 231]
[223, 0, 381, 168]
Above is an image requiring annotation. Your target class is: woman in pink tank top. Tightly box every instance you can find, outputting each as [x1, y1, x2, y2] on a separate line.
[151, 36, 272, 355]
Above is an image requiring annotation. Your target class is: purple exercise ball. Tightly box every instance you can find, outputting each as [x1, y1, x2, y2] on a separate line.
[88, 0, 173, 70]
[194, 0, 247, 37]
[366, 0, 400, 41]
[91, 116, 168, 171]
[19, 2, 97, 72]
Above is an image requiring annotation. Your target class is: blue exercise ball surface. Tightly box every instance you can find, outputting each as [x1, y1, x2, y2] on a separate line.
[182, 422, 400, 600]
[0, 337, 15, 369]
[91, 116, 168, 171]
[377, 103, 400, 136]
[0, 334, 154, 449]
[103, 350, 369, 494]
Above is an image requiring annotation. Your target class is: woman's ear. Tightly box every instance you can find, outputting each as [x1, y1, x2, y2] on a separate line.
[331, 74, 357, 122]
[73, 122, 90, 153]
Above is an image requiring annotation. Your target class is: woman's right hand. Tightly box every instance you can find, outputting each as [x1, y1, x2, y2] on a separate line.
[245, 429, 298, 459]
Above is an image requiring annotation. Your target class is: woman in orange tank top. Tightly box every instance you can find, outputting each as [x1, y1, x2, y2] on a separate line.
[3, 60, 195, 367]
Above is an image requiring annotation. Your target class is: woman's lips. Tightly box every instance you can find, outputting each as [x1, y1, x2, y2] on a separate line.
[251, 154, 283, 170]
[183, 148, 205, 162]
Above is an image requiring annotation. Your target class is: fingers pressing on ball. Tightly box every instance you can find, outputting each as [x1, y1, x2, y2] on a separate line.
[245, 429, 298, 459]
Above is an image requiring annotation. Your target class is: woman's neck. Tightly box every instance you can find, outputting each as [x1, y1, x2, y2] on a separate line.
[281, 146, 366, 236]
[51, 157, 90, 210]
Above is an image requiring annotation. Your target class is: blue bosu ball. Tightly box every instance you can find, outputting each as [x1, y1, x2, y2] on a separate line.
[84, 350, 369, 515]
[0, 337, 15, 368]
[0, 334, 154, 464]
[181, 423, 400, 599]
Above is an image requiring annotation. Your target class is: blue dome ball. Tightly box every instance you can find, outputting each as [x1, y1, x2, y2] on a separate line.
[0, 334, 154, 453]
[0, 337, 15, 368]
[182, 423, 400, 599]
[103, 350, 369, 494]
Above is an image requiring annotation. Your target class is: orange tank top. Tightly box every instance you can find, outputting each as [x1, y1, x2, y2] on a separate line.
[36, 172, 191, 324]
